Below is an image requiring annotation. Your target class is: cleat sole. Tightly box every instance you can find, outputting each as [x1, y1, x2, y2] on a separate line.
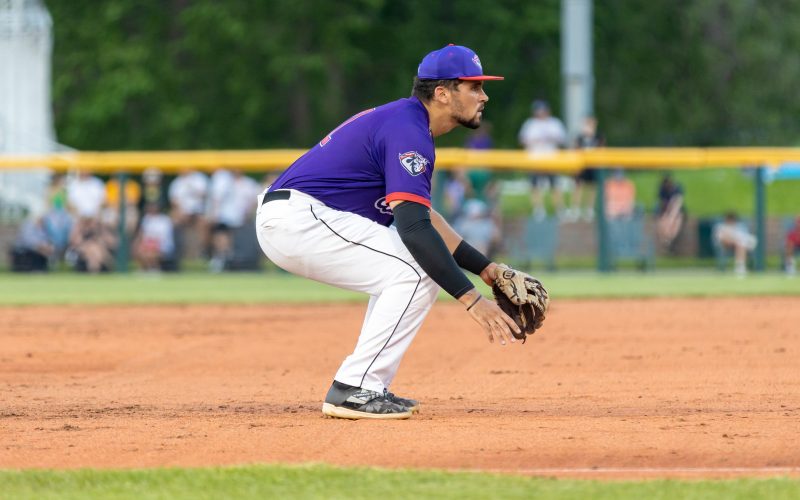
[321, 403, 412, 420]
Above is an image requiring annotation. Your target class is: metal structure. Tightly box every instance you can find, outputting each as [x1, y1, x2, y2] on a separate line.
[0, 0, 61, 220]
[561, 0, 594, 140]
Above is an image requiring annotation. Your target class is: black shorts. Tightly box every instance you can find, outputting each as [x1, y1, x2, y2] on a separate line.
[211, 222, 231, 234]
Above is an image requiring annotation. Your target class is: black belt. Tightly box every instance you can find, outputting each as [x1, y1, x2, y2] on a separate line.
[261, 189, 291, 206]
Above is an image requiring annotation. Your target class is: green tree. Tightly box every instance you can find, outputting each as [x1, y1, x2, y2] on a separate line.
[595, 0, 800, 145]
[48, 0, 561, 150]
[47, 0, 800, 150]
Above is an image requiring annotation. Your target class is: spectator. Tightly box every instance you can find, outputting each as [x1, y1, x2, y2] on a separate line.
[604, 169, 636, 220]
[784, 215, 800, 275]
[453, 199, 501, 257]
[168, 168, 209, 261]
[207, 169, 235, 215]
[442, 127, 498, 223]
[713, 211, 757, 276]
[66, 169, 106, 219]
[104, 175, 142, 237]
[47, 173, 68, 211]
[655, 173, 686, 253]
[518, 99, 568, 221]
[463, 124, 498, 205]
[43, 174, 73, 262]
[140, 168, 168, 211]
[465, 122, 493, 150]
[9, 211, 54, 272]
[571, 116, 605, 222]
[169, 168, 209, 222]
[133, 203, 175, 272]
[206, 168, 235, 270]
[441, 170, 471, 222]
[206, 169, 261, 272]
[66, 216, 118, 273]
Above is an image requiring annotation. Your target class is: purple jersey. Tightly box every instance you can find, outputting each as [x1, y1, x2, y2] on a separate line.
[269, 97, 435, 226]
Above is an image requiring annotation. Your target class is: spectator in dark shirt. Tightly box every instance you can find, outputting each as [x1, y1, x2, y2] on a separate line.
[655, 173, 686, 252]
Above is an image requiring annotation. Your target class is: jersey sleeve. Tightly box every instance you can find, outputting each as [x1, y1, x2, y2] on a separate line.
[378, 122, 435, 207]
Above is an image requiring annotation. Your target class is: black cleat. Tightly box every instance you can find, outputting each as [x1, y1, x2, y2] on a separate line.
[322, 381, 412, 420]
[384, 389, 420, 414]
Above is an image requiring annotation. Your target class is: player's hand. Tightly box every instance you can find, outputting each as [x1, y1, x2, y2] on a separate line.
[478, 262, 499, 287]
[462, 293, 521, 346]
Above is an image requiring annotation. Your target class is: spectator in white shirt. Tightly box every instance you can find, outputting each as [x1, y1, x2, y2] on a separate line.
[133, 203, 176, 272]
[168, 168, 209, 221]
[66, 170, 106, 219]
[713, 211, 757, 277]
[518, 100, 570, 221]
[168, 168, 209, 261]
[207, 169, 262, 272]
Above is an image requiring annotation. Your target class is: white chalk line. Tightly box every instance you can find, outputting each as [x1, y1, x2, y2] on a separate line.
[469, 467, 800, 475]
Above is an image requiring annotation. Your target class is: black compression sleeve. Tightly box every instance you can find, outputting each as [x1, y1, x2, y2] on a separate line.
[453, 240, 492, 275]
[393, 202, 475, 299]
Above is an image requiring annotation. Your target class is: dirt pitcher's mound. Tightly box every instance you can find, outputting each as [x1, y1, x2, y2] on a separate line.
[1, 298, 799, 478]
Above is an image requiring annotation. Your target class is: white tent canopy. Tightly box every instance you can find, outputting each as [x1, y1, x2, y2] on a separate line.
[0, 0, 68, 220]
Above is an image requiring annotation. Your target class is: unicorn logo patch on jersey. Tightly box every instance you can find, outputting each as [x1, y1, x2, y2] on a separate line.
[398, 151, 429, 176]
[374, 196, 393, 215]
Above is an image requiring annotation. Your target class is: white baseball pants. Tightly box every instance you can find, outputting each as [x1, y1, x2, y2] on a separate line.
[255, 189, 440, 393]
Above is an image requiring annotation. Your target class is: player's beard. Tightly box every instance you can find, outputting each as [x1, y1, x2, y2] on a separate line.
[457, 114, 481, 129]
[452, 99, 482, 129]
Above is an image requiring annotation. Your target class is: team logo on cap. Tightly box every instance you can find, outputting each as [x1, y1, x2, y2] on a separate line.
[398, 151, 429, 176]
[472, 54, 482, 70]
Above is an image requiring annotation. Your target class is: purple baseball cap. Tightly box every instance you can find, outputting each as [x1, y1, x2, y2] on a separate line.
[417, 44, 504, 81]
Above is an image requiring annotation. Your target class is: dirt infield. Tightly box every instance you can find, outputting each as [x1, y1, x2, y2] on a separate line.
[2, 298, 799, 479]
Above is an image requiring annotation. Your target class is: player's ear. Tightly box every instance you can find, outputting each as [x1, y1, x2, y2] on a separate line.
[433, 85, 451, 105]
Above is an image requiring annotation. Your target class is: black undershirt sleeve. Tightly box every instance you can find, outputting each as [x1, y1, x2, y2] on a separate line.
[453, 240, 492, 276]
[392, 201, 475, 299]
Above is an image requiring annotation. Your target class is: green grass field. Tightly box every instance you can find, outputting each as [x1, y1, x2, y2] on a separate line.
[2, 271, 799, 498]
[0, 270, 797, 305]
[631, 169, 800, 217]
[1, 464, 799, 500]
[497, 168, 800, 217]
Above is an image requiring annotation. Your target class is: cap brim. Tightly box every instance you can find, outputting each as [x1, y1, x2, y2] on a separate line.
[460, 75, 504, 81]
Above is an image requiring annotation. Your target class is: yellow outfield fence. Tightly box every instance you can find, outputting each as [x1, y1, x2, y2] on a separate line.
[1, 146, 792, 273]
[2, 147, 800, 174]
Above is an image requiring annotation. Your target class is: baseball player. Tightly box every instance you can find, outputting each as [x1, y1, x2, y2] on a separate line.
[256, 44, 523, 420]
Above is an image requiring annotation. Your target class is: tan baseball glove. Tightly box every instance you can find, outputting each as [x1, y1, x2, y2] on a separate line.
[492, 264, 550, 342]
